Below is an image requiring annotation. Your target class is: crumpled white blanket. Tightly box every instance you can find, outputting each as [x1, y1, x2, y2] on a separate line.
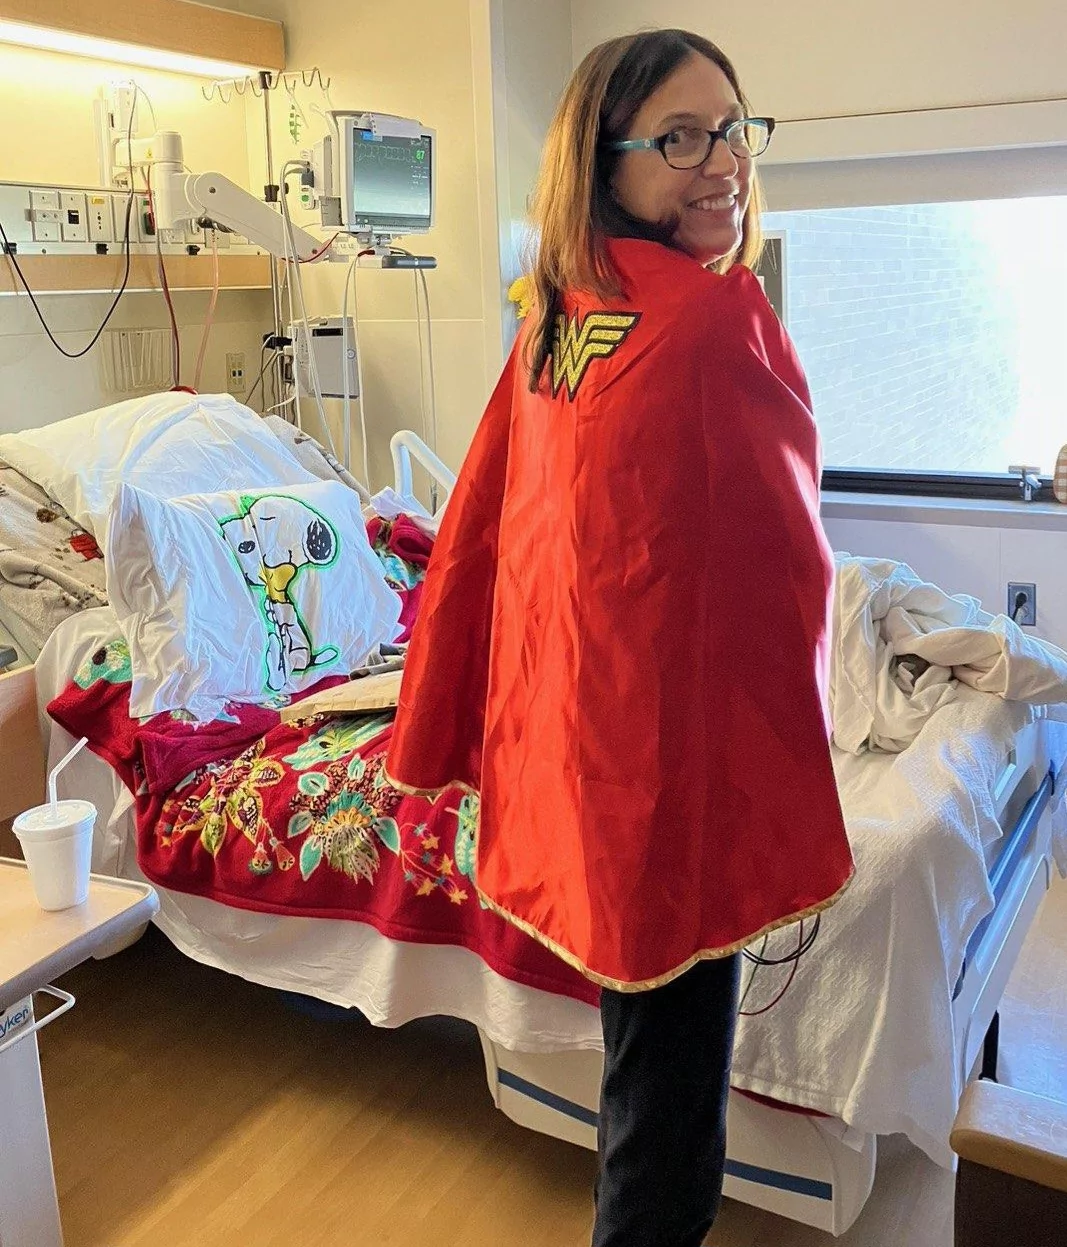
[831, 555, 1067, 753]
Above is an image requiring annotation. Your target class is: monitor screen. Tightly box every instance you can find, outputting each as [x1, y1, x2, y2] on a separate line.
[348, 128, 432, 233]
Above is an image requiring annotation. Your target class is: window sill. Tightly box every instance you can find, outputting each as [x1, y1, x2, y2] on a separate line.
[821, 491, 1067, 531]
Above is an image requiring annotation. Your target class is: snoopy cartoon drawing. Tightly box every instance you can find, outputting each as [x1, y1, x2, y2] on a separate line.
[219, 494, 340, 691]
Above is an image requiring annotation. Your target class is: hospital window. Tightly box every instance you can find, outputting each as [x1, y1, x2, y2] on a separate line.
[757, 196, 1067, 499]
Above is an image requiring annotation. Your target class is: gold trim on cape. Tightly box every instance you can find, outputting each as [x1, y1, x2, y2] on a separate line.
[383, 766, 855, 995]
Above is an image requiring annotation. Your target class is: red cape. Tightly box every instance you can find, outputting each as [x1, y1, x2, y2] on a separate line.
[387, 238, 853, 990]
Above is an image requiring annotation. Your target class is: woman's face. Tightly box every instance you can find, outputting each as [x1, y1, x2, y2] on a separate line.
[610, 53, 751, 264]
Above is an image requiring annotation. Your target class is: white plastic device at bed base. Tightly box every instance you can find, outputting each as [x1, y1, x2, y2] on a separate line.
[477, 718, 1059, 1237]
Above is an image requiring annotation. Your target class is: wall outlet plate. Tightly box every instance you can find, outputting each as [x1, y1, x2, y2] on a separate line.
[1007, 582, 1037, 627]
[226, 352, 246, 394]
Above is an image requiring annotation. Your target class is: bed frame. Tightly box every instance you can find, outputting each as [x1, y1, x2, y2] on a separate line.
[4, 651, 1059, 1236]
[0, 436, 1060, 1236]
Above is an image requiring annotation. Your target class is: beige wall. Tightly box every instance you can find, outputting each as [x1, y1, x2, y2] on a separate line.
[0, 40, 272, 428]
[0, 42, 253, 188]
[489, 0, 571, 343]
[570, 1, 1067, 121]
[0, 290, 270, 434]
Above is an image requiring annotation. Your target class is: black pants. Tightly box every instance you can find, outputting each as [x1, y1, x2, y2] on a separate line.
[591, 954, 741, 1247]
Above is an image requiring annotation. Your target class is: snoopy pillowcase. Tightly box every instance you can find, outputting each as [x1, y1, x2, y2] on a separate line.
[106, 480, 402, 721]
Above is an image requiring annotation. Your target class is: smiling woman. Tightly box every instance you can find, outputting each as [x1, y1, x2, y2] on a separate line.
[386, 25, 852, 1247]
[522, 28, 770, 390]
[606, 58, 761, 263]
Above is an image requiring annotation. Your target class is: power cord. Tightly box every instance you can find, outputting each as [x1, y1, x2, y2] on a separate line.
[392, 246, 439, 509]
[278, 159, 335, 452]
[145, 164, 180, 387]
[743, 914, 820, 966]
[738, 915, 821, 1017]
[741, 950, 801, 1018]
[246, 343, 274, 412]
[192, 228, 220, 391]
[739, 934, 769, 1014]
[341, 257, 370, 489]
[0, 98, 138, 359]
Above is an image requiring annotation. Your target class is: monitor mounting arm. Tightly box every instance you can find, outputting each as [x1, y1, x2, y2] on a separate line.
[130, 132, 322, 262]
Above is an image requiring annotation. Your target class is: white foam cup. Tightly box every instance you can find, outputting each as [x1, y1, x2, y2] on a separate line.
[13, 799, 97, 910]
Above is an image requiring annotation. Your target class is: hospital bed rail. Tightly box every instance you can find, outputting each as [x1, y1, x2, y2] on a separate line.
[390, 430, 455, 517]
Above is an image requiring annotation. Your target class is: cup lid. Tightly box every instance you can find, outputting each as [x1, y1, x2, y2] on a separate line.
[13, 799, 97, 840]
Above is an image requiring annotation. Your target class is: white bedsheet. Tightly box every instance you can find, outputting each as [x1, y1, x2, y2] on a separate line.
[78, 766, 603, 1053]
[732, 691, 1067, 1168]
[832, 555, 1067, 753]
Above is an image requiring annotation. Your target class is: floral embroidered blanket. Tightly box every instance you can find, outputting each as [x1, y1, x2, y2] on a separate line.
[47, 640, 596, 1005]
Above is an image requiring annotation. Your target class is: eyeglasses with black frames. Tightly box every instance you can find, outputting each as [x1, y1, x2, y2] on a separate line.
[604, 118, 776, 169]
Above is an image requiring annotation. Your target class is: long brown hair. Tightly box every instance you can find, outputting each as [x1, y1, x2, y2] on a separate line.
[526, 29, 765, 391]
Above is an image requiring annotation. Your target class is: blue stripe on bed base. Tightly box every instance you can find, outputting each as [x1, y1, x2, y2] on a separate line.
[724, 1159, 833, 1201]
[497, 1068, 600, 1127]
[495, 1068, 834, 1201]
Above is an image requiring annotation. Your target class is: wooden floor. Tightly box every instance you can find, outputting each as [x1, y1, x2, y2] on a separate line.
[37, 877, 1067, 1247]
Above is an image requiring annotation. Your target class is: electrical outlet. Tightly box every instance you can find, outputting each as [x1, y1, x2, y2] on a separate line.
[86, 195, 114, 243]
[1007, 582, 1037, 627]
[226, 352, 247, 394]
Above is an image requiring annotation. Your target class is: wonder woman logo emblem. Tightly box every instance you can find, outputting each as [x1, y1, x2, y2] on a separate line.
[552, 311, 640, 400]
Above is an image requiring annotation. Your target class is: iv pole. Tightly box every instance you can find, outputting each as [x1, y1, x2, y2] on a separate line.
[202, 68, 333, 414]
[260, 72, 287, 407]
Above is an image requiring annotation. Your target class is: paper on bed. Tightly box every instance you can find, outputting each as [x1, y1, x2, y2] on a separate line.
[280, 668, 403, 722]
[832, 555, 1067, 753]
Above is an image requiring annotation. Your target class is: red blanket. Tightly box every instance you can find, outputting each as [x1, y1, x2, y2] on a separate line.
[367, 514, 431, 644]
[48, 657, 596, 1005]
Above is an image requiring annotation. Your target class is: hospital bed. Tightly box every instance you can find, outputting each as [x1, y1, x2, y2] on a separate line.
[1, 417, 1065, 1236]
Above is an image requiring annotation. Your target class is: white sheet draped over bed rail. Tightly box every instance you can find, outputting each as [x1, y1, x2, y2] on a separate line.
[731, 694, 1067, 1168]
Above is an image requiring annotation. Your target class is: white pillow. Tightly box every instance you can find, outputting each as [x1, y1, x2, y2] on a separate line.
[0, 393, 317, 538]
[106, 481, 402, 721]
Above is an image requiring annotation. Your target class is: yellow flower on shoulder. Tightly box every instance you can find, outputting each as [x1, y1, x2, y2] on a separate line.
[507, 274, 534, 320]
